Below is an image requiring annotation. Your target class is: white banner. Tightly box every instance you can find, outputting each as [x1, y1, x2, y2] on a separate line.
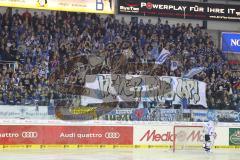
[191, 110, 240, 122]
[191, 110, 208, 122]
[0, 105, 53, 119]
[81, 74, 207, 107]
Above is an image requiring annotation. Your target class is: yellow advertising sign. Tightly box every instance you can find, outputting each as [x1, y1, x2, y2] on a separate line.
[0, 0, 115, 14]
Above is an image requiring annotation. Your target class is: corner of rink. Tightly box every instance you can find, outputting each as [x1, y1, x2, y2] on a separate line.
[0, 119, 239, 150]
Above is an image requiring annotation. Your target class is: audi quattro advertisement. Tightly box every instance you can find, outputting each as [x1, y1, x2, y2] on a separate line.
[0, 125, 133, 145]
[118, 0, 240, 22]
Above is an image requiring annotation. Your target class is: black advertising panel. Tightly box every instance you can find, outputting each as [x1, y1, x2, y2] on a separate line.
[118, 0, 240, 22]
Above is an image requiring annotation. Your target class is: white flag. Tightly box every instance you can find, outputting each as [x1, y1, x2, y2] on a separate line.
[155, 48, 170, 64]
[183, 67, 205, 78]
[171, 61, 178, 71]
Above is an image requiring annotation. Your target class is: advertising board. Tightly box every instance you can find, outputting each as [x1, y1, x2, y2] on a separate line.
[134, 125, 228, 146]
[0, 0, 115, 14]
[118, 0, 240, 22]
[0, 125, 133, 145]
[222, 32, 240, 54]
[229, 128, 240, 146]
[191, 109, 240, 123]
[0, 122, 237, 148]
[0, 105, 53, 119]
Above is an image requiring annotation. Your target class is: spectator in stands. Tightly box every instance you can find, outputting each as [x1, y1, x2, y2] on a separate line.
[0, 8, 238, 110]
[181, 94, 189, 109]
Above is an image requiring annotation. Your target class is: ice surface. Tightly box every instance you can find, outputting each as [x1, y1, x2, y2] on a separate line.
[0, 148, 239, 160]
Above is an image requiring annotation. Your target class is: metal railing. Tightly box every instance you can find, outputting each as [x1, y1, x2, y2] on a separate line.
[0, 60, 18, 71]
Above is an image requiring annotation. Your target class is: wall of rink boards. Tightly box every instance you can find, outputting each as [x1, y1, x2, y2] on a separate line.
[0, 119, 239, 149]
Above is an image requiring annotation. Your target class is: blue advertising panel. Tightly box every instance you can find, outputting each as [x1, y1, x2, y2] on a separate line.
[222, 32, 240, 54]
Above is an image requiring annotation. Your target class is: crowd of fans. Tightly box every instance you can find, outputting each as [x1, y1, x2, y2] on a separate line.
[0, 8, 239, 110]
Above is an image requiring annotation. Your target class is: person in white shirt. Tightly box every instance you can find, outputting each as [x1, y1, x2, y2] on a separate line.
[203, 120, 216, 152]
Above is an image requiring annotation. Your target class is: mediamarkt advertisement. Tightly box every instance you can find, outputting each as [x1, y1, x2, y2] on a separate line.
[118, 0, 240, 21]
[133, 125, 228, 146]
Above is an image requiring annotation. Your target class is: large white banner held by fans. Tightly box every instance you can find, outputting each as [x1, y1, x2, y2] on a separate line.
[81, 74, 207, 107]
